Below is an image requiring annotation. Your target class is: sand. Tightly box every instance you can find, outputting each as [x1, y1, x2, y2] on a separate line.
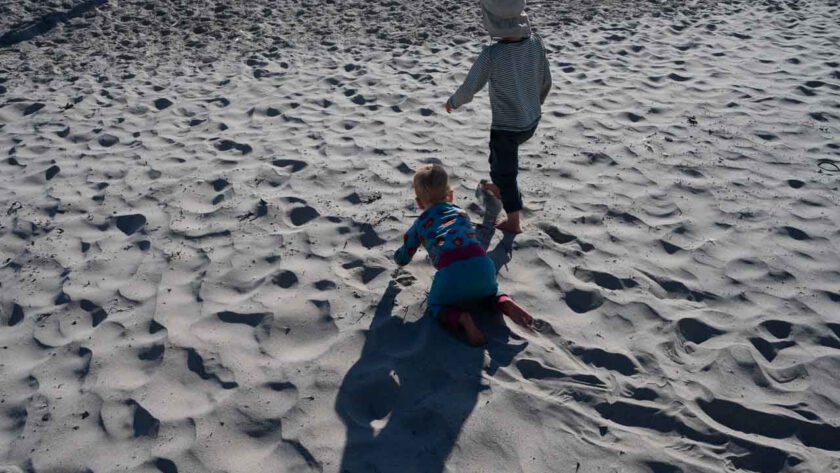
[1, 0, 839, 472]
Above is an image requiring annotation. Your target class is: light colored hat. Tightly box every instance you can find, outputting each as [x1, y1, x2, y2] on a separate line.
[481, 0, 531, 39]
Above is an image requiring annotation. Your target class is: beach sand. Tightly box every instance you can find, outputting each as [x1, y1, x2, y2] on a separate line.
[1, 0, 839, 472]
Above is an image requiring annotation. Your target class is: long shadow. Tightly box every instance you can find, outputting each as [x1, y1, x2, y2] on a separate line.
[334, 184, 526, 472]
[0, 0, 107, 48]
[335, 279, 525, 473]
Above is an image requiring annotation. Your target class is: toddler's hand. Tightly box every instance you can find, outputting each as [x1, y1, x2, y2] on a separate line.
[445, 99, 453, 114]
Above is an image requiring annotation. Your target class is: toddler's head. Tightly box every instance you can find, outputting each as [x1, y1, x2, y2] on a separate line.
[481, 0, 531, 40]
[413, 164, 453, 209]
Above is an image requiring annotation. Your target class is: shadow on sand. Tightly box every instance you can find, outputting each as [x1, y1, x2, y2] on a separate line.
[335, 186, 524, 472]
[0, 0, 107, 48]
[334, 281, 525, 473]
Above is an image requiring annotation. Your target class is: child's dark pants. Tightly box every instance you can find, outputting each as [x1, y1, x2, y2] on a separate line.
[489, 125, 537, 213]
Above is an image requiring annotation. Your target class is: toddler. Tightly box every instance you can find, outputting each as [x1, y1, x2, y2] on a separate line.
[394, 164, 533, 346]
[446, 0, 552, 234]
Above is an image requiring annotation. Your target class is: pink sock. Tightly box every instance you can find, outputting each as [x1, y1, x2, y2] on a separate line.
[496, 294, 512, 310]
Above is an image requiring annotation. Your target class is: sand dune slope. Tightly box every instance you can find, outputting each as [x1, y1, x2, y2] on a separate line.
[1, 0, 839, 472]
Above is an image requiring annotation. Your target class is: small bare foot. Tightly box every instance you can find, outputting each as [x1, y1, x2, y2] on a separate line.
[498, 299, 534, 328]
[458, 312, 487, 346]
[482, 182, 502, 200]
[495, 218, 523, 234]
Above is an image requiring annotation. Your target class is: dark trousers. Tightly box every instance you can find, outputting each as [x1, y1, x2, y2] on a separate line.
[489, 125, 537, 213]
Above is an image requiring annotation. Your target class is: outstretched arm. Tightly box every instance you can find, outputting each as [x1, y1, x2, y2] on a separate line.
[394, 222, 421, 266]
[448, 47, 491, 110]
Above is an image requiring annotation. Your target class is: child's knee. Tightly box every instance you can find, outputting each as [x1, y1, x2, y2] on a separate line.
[439, 307, 462, 332]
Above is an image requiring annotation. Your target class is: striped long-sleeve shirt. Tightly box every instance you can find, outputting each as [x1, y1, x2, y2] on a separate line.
[449, 34, 552, 132]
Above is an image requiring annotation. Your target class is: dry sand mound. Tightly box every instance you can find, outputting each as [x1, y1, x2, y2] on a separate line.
[1, 0, 839, 472]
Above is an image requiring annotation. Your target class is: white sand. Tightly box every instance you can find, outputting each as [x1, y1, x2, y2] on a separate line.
[1, 0, 839, 472]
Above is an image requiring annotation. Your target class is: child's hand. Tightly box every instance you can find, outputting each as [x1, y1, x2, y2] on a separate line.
[445, 99, 453, 114]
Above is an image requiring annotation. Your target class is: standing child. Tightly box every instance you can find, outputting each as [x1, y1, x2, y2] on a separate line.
[394, 164, 533, 346]
[446, 0, 552, 234]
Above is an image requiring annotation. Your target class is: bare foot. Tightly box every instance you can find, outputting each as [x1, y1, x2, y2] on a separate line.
[495, 218, 523, 234]
[495, 210, 522, 234]
[458, 312, 487, 346]
[497, 298, 534, 328]
[482, 181, 502, 200]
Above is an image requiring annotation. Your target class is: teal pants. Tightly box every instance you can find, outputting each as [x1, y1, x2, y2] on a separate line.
[428, 256, 498, 317]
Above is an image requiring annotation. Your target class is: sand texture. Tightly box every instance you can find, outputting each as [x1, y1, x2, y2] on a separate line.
[1, 0, 839, 472]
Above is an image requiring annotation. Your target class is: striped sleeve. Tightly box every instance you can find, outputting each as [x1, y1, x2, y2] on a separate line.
[539, 41, 552, 104]
[449, 47, 491, 109]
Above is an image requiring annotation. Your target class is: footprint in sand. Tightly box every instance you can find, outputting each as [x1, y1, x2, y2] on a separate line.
[80, 299, 108, 326]
[272, 270, 299, 288]
[289, 205, 320, 226]
[215, 139, 253, 154]
[45, 165, 60, 180]
[749, 337, 795, 362]
[22, 102, 45, 116]
[211, 178, 229, 191]
[314, 279, 337, 291]
[676, 318, 724, 344]
[343, 259, 387, 284]
[138, 344, 165, 361]
[761, 320, 793, 339]
[98, 133, 119, 147]
[781, 226, 810, 241]
[115, 214, 146, 235]
[185, 348, 238, 389]
[7, 303, 25, 326]
[573, 268, 638, 291]
[154, 458, 178, 473]
[569, 344, 639, 376]
[564, 288, 604, 314]
[272, 159, 308, 172]
[153, 98, 173, 110]
[217, 311, 271, 327]
[125, 400, 160, 438]
[538, 223, 595, 252]
[516, 358, 606, 387]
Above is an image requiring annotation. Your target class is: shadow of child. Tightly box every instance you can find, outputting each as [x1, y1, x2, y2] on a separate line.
[335, 280, 525, 473]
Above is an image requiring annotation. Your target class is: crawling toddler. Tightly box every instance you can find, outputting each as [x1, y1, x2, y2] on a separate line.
[394, 164, 533, 345]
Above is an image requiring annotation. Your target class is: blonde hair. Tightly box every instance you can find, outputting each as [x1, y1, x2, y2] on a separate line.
[413, 164, 450, 204]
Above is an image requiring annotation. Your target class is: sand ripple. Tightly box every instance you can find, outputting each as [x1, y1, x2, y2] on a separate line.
[2, 0, 840, 472]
